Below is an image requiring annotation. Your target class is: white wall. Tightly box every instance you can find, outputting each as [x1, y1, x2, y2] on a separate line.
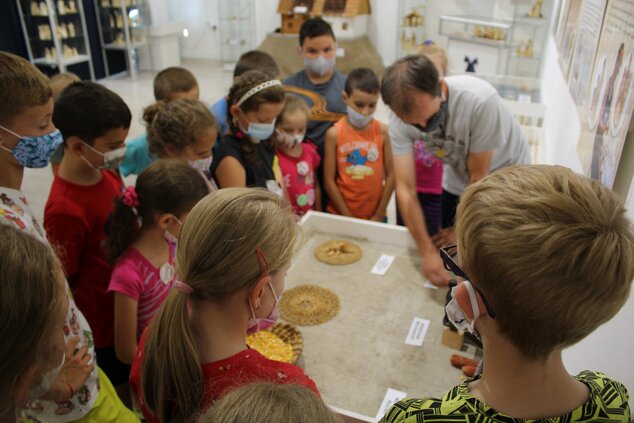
[367, 0, 399, 66]
[168, 0, 221, 59]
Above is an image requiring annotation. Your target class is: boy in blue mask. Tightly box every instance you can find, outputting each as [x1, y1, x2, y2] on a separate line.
[0, 52, 138, 422]
[323, 67, 394, 222]
[284, 18, 347, 151]
[380, 165, 633, 423]
[44, 81, 133, 395]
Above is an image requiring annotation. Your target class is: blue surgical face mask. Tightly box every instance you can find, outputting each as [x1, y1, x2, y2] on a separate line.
[237, 110, 276, 143]
[304, 55, 336, 77]
[0, 125, 62, 168]
[347, 105, 373, 128]
[414, 97, 447, 133]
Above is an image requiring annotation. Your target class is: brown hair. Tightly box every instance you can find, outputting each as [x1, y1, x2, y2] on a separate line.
[153, 67, 198, 101]
[140, 188, 299, 423]
[417, 43, 448, 76]
[143, 98, 217, 158]
[277, 93, 310, 126]
[105, 159, 210, 262]
[50, 72, 80, 100]
[0, 225, 64, 410]
[0, 52, 52, 125]
[226, 70, 285, 164]
[199, 382, 341, 423]
[381, 55, 440, 116]
[234, 50, 279, 79]
[456, 165, 634, 359]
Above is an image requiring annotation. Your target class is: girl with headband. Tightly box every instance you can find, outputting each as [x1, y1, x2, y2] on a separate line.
[212, 70, 286, 193]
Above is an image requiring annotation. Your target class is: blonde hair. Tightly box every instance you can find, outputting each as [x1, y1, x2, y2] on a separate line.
[143, 98, 217, 158]
[417, 43, 448, 76]
[456, 165, 634, 359]
[0, 52, 52, 125]
[0, 225, 64, 410]
[199, 382, 341, 423]
[141, 188, 300, 423]
[277, 93, 310, 127]
[50, 72, 80, 100]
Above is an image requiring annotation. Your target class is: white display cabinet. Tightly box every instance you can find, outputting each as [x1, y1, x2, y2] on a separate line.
[439, 15, 512, 75]
[397, 0, 427, 58]
[506, 0, 553, 78]
[218, 0, 255, 71]
[16, 0, 95, 79]
[94, 0, 150, 77]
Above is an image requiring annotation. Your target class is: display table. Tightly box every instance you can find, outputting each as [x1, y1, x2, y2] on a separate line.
[290, 212, 464, 422]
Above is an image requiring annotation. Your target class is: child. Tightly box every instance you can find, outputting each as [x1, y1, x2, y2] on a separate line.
[0, 225, 68, 421]
[119, 66, 200, 177]
[130, 188, 320, 423]
[143, 98, 218, 188]
[45, 81, 132, 389]
[49, 72, 81, 174]
[396, 42, 447, 233]
[212, 70, 286, 193]
[380, 165, 634, 423]
[0, 51, 137, 422]
[275, 93, 321, 216]
[284, 18, 347, 150]
[324, 68, 394, 221]
[105, 159, 210, 365]
[210, 50, 280, 137]
[201, 382, 341, 423]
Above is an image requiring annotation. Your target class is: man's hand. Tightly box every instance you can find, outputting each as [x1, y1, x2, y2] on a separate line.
[421, 248, 451, 286]
[432, 227, 456, 248]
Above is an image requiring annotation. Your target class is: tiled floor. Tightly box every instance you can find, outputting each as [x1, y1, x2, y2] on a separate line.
[22, 59, 396, 224]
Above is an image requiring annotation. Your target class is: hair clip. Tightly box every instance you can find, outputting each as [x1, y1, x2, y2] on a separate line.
[255, 247, 270, 277]
[122, 186, 140, 216]
[173, 279, 193, 295]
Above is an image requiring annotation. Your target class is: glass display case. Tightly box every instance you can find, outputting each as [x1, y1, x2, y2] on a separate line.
[94, 0, 150, 77]
[16, 0, 95, 79]
[506, 0, 553, 78]
[218, 0, 255, 71]
[397, 0, 427, 58]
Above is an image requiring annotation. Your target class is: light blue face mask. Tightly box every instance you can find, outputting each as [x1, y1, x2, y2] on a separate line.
[346, 105, 373, 128]
[0, 125, 62, 168]
[238, 110, 276, 143]
[304, 55, 336, 77]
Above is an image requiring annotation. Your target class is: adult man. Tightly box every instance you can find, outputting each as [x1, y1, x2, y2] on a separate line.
[381, 55, 531, 286]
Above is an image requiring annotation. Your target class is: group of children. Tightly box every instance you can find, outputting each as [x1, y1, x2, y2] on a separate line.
[0, 15, 632, 423]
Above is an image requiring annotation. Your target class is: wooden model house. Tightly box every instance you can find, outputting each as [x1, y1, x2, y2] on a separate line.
[278, 0, 371, 39]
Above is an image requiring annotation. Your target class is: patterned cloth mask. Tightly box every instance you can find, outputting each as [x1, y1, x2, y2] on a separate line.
[0, 125, 62, 168]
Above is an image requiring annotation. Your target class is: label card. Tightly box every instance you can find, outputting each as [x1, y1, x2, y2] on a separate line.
[336, 47, 346, 57]
[404, 317, 430, 346]
[375, 388, 407, 420]
[371, 254, 395, 276]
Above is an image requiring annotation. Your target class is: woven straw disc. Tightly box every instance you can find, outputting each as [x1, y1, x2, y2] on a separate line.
[280, 284, 340, 326]
[246, 323, 303, 364]
[314, 239, 362, 265]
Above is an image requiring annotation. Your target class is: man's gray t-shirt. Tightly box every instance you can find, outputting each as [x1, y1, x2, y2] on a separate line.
[389, 75, 531, 195]
[284, 69, 347, 151]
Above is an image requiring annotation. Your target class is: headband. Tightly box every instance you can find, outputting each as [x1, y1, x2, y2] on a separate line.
[236, 80, 282, 107]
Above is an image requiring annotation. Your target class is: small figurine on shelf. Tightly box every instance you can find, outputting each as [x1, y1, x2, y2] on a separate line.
[58, 23, 69, 39]
[31, 1, 40, 16]
[527, 0, 544, 18]
[114, 32, 125, 45]
[109, 15, 115, 28]
[464, 56, 478, 73]
[101, 0, 110, 7]
[516, 40, 534, 57]
[68, 22, 76, 37]
[68, 0, 77, 13]
[115, 12, 123, 29]
[57, 0, 66, 15]
[112, 0, 121, 7]
[403, 10, 424, 27]
[44, 47, 56, 61]
[39, 2, 48, 16]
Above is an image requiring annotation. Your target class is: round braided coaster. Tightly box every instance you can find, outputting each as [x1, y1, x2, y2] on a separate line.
[314, 239, 362, 265]
[280, 284, 340, 326]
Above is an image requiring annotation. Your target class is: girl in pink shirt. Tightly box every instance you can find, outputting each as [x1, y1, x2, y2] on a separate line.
[105, 159, 209, 365]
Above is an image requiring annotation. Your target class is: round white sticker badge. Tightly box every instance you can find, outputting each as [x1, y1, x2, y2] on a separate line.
[159, 263, 175, 284]
[296, 161, 310, 176]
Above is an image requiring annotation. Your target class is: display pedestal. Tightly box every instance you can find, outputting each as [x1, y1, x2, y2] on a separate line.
[146, 22, 181, 70]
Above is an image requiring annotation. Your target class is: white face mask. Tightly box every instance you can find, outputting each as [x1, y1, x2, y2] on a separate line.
[276, 130, 305, 148]
[303, 55, 336, 77]
[26, 352, 65, 402]
[445, 281, 482, 337]
[188, 155, 213, 173]
[81, 141, 126, 170]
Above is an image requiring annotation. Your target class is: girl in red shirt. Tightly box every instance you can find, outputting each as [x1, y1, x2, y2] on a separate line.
[130, 188, 319, 423]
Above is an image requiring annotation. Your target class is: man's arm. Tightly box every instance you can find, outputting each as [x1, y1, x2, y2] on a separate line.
[394, 153, 450, 286]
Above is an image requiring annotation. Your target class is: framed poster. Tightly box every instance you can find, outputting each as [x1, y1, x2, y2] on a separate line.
[577, 0, 634, 188]
[556, 0, 584, 79]
[567, 0, 608, 111]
